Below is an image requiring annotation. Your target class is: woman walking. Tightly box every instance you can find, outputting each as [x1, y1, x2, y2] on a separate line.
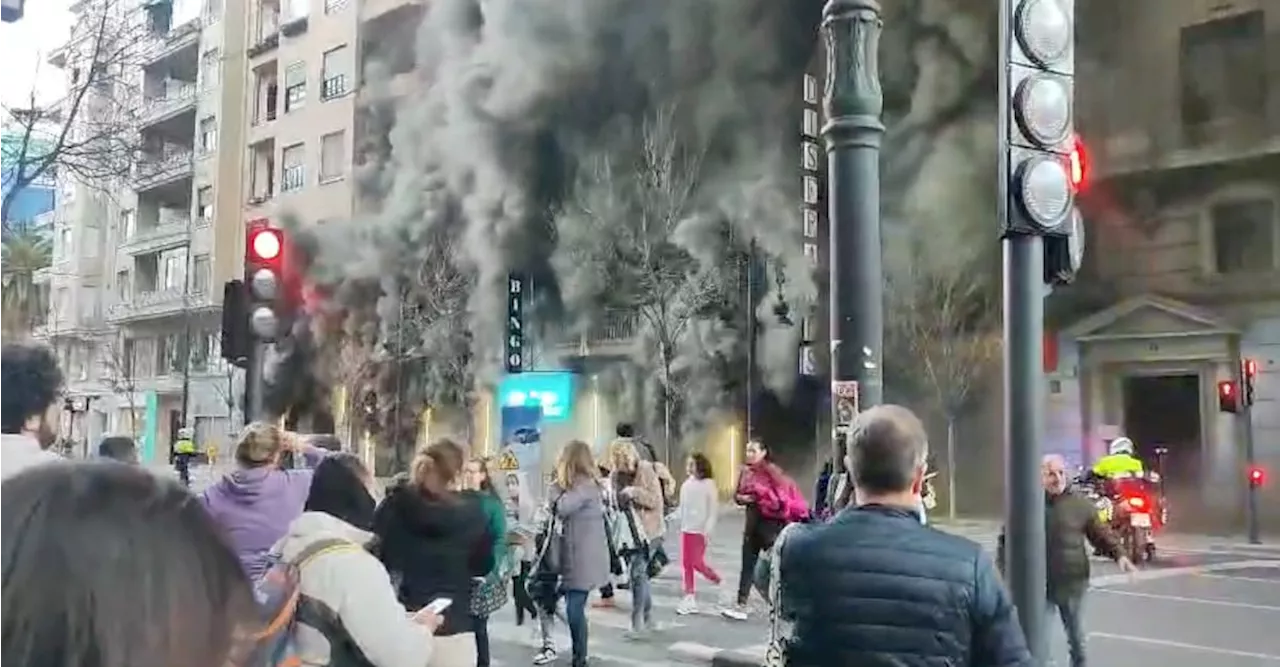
[373, 439, 494, 667]
[464, 456, 509, 667]
[607, 440, 665, 639]
[721, 438, 796, 621]
[503, 471, 540, 626]
[676, 453, 721, 615]
[532, 440, 610, 667]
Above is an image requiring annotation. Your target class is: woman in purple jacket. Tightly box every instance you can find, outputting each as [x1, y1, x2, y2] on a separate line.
[199, 422, 330, 579]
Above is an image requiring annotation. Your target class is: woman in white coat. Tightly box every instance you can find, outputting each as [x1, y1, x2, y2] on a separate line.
[272, 453, 443, 667]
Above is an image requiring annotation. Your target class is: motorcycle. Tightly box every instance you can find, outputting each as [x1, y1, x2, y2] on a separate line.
[1079, 472, 1163, 563]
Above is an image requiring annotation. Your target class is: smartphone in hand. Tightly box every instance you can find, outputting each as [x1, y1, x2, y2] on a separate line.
[417, 598, 452, 618]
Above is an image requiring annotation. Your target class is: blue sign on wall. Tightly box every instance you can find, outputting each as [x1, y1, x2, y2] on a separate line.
[498, 371, 575, 423]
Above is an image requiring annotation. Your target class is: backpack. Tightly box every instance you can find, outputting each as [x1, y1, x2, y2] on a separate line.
[759, 478, 811, 524]
[234, 538, 363, 667]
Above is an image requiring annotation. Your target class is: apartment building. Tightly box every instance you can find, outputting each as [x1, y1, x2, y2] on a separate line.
[1046, 0, 1280, 530]
[36, 0, 250, 459]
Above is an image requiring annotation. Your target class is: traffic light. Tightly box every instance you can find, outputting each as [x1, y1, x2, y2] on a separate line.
[1217, 380, 1239, 413]
[1248, 465, 1265, 488]
[245, 222, 286, 343]
[1243, 358, 1258, 407]
[1000, 0, 1083, 284]
[220, 279, 250, 367]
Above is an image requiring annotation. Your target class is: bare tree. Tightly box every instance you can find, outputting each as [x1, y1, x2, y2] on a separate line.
[554, 105, 721, 462]
[887, 233, 1000, 520]
[101, 333, 140, 438]
[1, 0, 147, 222]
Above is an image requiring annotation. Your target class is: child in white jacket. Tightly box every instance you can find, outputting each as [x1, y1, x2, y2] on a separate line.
[676, 453, 722, 615]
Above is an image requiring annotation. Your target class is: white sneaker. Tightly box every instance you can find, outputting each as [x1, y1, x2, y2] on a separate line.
[532, 646, 557, 665]
[676, 594, 698, 615]
[721, 604, 749, 621]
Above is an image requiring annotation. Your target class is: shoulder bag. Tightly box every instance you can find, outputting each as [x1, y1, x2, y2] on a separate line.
[763, 522, 800, 667]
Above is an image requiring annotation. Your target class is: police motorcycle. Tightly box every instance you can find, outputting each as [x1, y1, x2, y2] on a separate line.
[1077, 446, 1168, 563]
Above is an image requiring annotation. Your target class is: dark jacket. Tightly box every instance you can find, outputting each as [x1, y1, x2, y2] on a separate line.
[998, 489, 1120, 601]
[777, 504, 1033, 667]
[372, 486, 494, 636]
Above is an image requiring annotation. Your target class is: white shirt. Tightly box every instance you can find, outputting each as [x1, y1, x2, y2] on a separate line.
[1, 433, 62, 481]
[677, 477, 718, 535]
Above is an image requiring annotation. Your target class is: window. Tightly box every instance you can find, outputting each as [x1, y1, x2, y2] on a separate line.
[159, 248, 188, 290]
[324, 0, 348, 13]
[1179, 11, 1266, 139]
[199, 116, 218, 153]
[281, 143, 305, 191]
[192, 255, 210, 294]
[321, 46, 350, 100]
[116, 270, 130, 300]
[284, 62, 306, 112]
[200, 48, 221, 88]
[197, 186, 214, 222]
[1211, 198, 1276, 274]
[57, 227, 72, 258]
[121, 209, 135, 238]
[319, 130, 345, 182]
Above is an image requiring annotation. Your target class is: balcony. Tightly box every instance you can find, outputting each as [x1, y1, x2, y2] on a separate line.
[137, 84, 198, 129]
[106, 288, 212, 324]
[143, 19, 202, 67]
[555, 309, 640, 355]
[119, 216, 191, 256]
[135, 151, 194, 192]
[1078, 38, 1280, 178]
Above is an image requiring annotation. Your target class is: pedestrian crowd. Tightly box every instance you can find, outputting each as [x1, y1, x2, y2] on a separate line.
[3, 341, 1137, 667]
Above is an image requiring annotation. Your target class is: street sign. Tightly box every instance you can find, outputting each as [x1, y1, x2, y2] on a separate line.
[833, 380, 859, 431]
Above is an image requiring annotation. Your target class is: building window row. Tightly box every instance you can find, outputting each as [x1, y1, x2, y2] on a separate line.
[253, 130, 347, 197]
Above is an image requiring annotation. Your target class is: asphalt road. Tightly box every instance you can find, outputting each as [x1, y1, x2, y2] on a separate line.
[480, 512, 1280, 667]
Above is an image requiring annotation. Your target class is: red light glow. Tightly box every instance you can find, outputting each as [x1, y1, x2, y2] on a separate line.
[1219, 381, 1234, 396]
[1245, 359, 1258, 378]
[1249, 467, 1265, 486]
[1069, 136, 1088, 192]
[250, 229, 282, 262]
[1126, 496, 1147, 511]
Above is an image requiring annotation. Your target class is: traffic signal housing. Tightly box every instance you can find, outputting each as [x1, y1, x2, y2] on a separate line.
[245, 222, 286, 343]
[1000, 0, 1084, 284]
[220, 279, 250, 367]
[1217, 380, 1239, 414]
[1243, 358, 1258, 407]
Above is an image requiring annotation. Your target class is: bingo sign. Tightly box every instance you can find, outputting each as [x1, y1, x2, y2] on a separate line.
[833, 380, 859, 433]
[506, 274, 524, 374]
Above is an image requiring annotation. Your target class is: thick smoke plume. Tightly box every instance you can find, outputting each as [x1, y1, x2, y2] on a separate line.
[284, 0, 824, 453]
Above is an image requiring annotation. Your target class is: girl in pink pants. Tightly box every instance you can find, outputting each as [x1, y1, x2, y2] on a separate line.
[677, 453, 721, 614]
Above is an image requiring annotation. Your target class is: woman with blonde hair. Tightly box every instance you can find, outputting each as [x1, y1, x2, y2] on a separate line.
[607, 439, 666, 638]
[200, 421, 332, 579]
[530, 440, 609, 667]
[373, 438, 494, 667]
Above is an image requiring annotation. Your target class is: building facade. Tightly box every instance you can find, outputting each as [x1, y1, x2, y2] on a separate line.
[1048, 0, 1280, 530]
[36, 0, 250, 461]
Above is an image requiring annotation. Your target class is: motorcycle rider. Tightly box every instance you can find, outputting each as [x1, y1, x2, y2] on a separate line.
[1090, 437, 1145, 479]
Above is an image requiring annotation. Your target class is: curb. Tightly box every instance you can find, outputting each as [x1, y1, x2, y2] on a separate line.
[667, 561, 1280, 666]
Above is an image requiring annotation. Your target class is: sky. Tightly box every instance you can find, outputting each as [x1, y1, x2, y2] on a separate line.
[0, 0, 74, 109]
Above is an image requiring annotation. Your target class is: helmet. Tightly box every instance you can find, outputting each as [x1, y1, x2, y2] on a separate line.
[177, 427, 194, 439]
[1108, 437, 1135, 456]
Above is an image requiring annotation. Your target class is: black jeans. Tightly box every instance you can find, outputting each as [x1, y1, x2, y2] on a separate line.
[473, 615, 490, 667]
[513, 561, 537, 624]
[1050, 593, 1086, 667]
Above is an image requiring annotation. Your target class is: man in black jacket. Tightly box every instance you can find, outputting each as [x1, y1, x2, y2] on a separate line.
[767, 405, 1033, 666]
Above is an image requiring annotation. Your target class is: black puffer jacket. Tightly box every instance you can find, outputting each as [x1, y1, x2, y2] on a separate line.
[779, 504, 1033, 667]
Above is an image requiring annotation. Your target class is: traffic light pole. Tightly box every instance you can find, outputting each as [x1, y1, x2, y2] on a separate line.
[822, 0, 885, 425]
[1003, 234, 1048, 659]
[1244, 401, 1261, 544]
[247, 342, 267, 423]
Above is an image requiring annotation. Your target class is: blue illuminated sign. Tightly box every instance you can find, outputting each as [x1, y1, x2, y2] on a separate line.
[498, 371, 575, 423]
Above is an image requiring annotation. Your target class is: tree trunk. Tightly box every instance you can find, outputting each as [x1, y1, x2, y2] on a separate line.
[661, 352, 674, 469]
[946, 416, 958, 521]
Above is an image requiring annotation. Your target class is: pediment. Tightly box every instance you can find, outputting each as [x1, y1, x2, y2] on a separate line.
[1065, 294, 1237, 341]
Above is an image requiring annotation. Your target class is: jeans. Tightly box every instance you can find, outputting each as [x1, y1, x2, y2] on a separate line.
[627, 547, 655, 630]
[564, 589, 590, 666]
[1050, 593, 1087, 667]
[472, 615, 490, 667]
[736, 540, 763, 605]
[680, 532, 721, 594]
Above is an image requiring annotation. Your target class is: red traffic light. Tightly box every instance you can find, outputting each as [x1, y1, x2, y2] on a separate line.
[249, 228, 283, 263]
[1244, 358, 1258, 379]
[1219, 380, 1234, 397]
[1217, 380, 1239, 413]
[1248, 466, 1265, 487]
[1069, 135, 1088, 193]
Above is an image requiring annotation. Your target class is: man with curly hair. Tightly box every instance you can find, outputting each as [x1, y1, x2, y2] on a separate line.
[2, 343, 65, 480]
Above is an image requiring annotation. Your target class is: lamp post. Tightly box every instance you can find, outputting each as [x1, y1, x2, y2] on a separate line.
[822, 0, 885, 425]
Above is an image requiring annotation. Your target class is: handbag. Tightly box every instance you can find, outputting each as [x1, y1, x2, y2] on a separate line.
[763, 523, 800, 667]
[470, 549, 514, 617]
